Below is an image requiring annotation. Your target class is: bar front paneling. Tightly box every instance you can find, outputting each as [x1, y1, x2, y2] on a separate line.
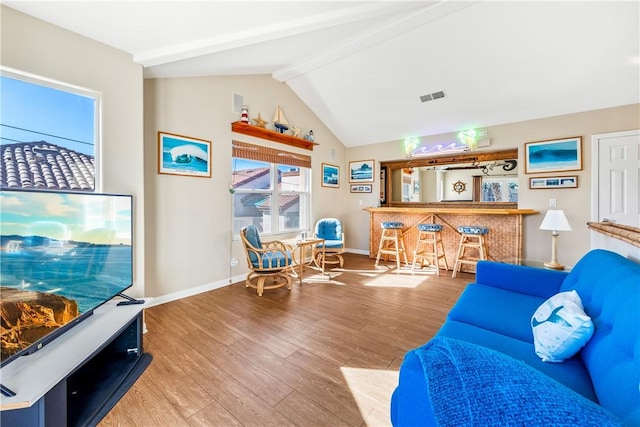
[365, 207, 538, 272]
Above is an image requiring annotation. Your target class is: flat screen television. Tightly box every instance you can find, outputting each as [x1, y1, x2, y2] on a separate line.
[0, 189, 133, 368]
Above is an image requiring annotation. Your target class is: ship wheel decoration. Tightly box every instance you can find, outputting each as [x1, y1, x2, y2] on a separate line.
[453, 180, 466, 194]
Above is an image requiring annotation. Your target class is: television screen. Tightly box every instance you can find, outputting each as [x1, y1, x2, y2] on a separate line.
[0, 189, 133, 367]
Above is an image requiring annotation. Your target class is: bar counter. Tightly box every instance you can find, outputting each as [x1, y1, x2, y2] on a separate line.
[365, 207, 539, 269]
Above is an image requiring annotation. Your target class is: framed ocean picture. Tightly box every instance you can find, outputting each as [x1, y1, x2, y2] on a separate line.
[158, 131, 212, 178]
[349, 159, 374, 183]
[321, 163, 340, 188]
[525, 137, 582, 174]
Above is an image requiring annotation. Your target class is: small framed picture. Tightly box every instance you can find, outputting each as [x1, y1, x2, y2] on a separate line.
[321, 163, 340, 188]
[529, 175, 578, 189]
[525, 136, 582, 174]
[349, 159, 375, 182]
[350, 184, 372, 193]
[158, 131, 212, 178]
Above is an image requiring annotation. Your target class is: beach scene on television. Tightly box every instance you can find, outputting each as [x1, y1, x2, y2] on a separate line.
[0, 190, 133, 363]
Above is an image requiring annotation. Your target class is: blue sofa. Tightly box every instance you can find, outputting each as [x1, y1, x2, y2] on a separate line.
[391, 249, 640, 426]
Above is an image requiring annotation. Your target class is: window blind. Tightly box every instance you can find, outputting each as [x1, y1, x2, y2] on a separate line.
[232, 140, 311, 168]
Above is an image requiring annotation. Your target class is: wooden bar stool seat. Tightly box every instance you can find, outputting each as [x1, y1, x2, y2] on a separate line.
[452, 225, 489, 278]
[375, 221, 409, 269]
[412, 223, 448, 275]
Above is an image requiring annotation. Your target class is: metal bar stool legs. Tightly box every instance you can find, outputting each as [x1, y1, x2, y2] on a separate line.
[452, 226, 489, 278]
[375, 222, 408, 269]
[412, 224, 448, 275]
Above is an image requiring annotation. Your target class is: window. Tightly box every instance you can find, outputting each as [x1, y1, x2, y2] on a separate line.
[0, 68, 100, 191]
[231, 141, 311, 237]
[482, 177, 518, 202]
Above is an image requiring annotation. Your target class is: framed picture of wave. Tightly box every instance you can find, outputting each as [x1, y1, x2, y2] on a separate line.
[158, 131, 212, 178]
[525, 137, 582, 174]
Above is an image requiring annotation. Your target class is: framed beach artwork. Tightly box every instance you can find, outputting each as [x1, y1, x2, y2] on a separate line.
[529, 176, 578, 189]
[158, 131, 212, 178]
[524, 136, 582, 174]
[350, 184, 372, 193]
[321, 163, 340, 188]
[349, 159, 375, 183]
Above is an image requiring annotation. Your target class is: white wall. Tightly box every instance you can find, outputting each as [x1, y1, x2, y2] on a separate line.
[144, 76, 348, 298]
[346, 104, 640, 267]
[1, 6, 146, 298]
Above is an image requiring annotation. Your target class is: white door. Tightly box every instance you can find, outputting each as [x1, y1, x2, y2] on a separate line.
[591, 130, 640, 258]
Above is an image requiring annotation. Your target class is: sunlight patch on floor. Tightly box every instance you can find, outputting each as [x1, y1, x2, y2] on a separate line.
[363, 269, 438, 288]
[341, 366, 399, 427]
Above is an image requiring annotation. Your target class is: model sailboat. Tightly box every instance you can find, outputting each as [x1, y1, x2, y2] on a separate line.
[273, 105, 289, 133]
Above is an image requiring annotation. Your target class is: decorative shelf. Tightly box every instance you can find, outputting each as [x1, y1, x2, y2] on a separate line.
[231, 121, 318, 151]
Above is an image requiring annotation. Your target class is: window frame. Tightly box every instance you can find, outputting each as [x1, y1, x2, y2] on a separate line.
[0, 66, 102, 191]
[231, 141, 311, 239]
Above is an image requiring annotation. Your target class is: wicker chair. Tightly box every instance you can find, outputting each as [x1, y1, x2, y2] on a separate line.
[240, 225, 293, 296]
[312, 218, 345, 268]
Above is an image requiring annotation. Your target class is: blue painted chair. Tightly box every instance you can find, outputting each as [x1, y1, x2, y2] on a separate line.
[312, 218, 345, 268]
[240, 225, 293, 296]
[452, 225, 489, 278]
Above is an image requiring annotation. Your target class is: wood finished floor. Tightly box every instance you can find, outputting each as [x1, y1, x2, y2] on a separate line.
[100, 253, 472, 427]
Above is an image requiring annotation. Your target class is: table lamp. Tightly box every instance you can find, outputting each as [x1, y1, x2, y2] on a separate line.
[539, 209, 572, 269]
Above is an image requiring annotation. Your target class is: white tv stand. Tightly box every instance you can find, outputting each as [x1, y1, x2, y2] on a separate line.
[0, 299, 152, 426]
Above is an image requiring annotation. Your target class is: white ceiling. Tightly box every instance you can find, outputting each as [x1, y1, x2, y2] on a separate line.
[6, 1, 639, 147]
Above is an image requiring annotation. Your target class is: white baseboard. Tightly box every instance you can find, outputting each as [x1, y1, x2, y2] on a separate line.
[149, 250, 369, 307]
[346, 248, 369, 256]
[148, 273, 245, 308]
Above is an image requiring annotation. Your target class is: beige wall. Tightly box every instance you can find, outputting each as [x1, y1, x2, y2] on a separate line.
[346, 104, 640, 267]
[3, 5, 638, 301]
[144, 76, 348, 298]
[1, 6, 146, 298]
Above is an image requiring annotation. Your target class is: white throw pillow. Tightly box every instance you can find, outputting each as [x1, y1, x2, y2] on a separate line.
[531, 290, 594, 362]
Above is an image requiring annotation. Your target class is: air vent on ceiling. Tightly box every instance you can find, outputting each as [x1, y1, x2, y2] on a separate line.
[420, 90, 446, 103]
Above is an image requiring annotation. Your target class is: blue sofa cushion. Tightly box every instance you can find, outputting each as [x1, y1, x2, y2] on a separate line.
[411, 336, 620, 426]
[437, 320, 597, 401]
[447, 284, 545, 343]
[560, 249, 640, 425]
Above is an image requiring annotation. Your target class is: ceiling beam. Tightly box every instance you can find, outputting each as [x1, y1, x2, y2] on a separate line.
[134, 2, 427, 67]
[272, 1, 476, 82]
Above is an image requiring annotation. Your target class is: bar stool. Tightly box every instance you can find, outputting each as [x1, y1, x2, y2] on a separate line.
[412, 223, 449, 275]
[375, 221, 409, 269]
[452, 226, 489, 278]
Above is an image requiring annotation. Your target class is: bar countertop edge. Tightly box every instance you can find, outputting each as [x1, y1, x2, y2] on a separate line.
[364, 207, 539, 215]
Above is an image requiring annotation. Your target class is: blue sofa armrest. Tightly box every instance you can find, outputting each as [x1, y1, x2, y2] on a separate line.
[475, 261, 568, 299]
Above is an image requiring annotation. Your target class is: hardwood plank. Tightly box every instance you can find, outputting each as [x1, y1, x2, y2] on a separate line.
[100, 253, 467, 427]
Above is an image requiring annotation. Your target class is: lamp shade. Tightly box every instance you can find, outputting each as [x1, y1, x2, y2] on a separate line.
[539, 210, 572, 232]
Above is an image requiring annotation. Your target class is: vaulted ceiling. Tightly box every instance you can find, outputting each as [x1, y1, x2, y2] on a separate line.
[6, 1, 639, 147]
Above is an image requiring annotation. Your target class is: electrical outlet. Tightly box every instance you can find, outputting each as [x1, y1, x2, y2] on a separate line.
[549, 198, 557, 207]
[230, 258, 239, 267]
[478, 130, 488, 137]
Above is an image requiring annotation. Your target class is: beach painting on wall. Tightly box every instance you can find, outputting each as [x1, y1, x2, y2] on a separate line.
[158, 131, 212, 178]
[349, 159, 374, 182]
[322, 163, 340, 188]
[525, 137, 582, 174]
